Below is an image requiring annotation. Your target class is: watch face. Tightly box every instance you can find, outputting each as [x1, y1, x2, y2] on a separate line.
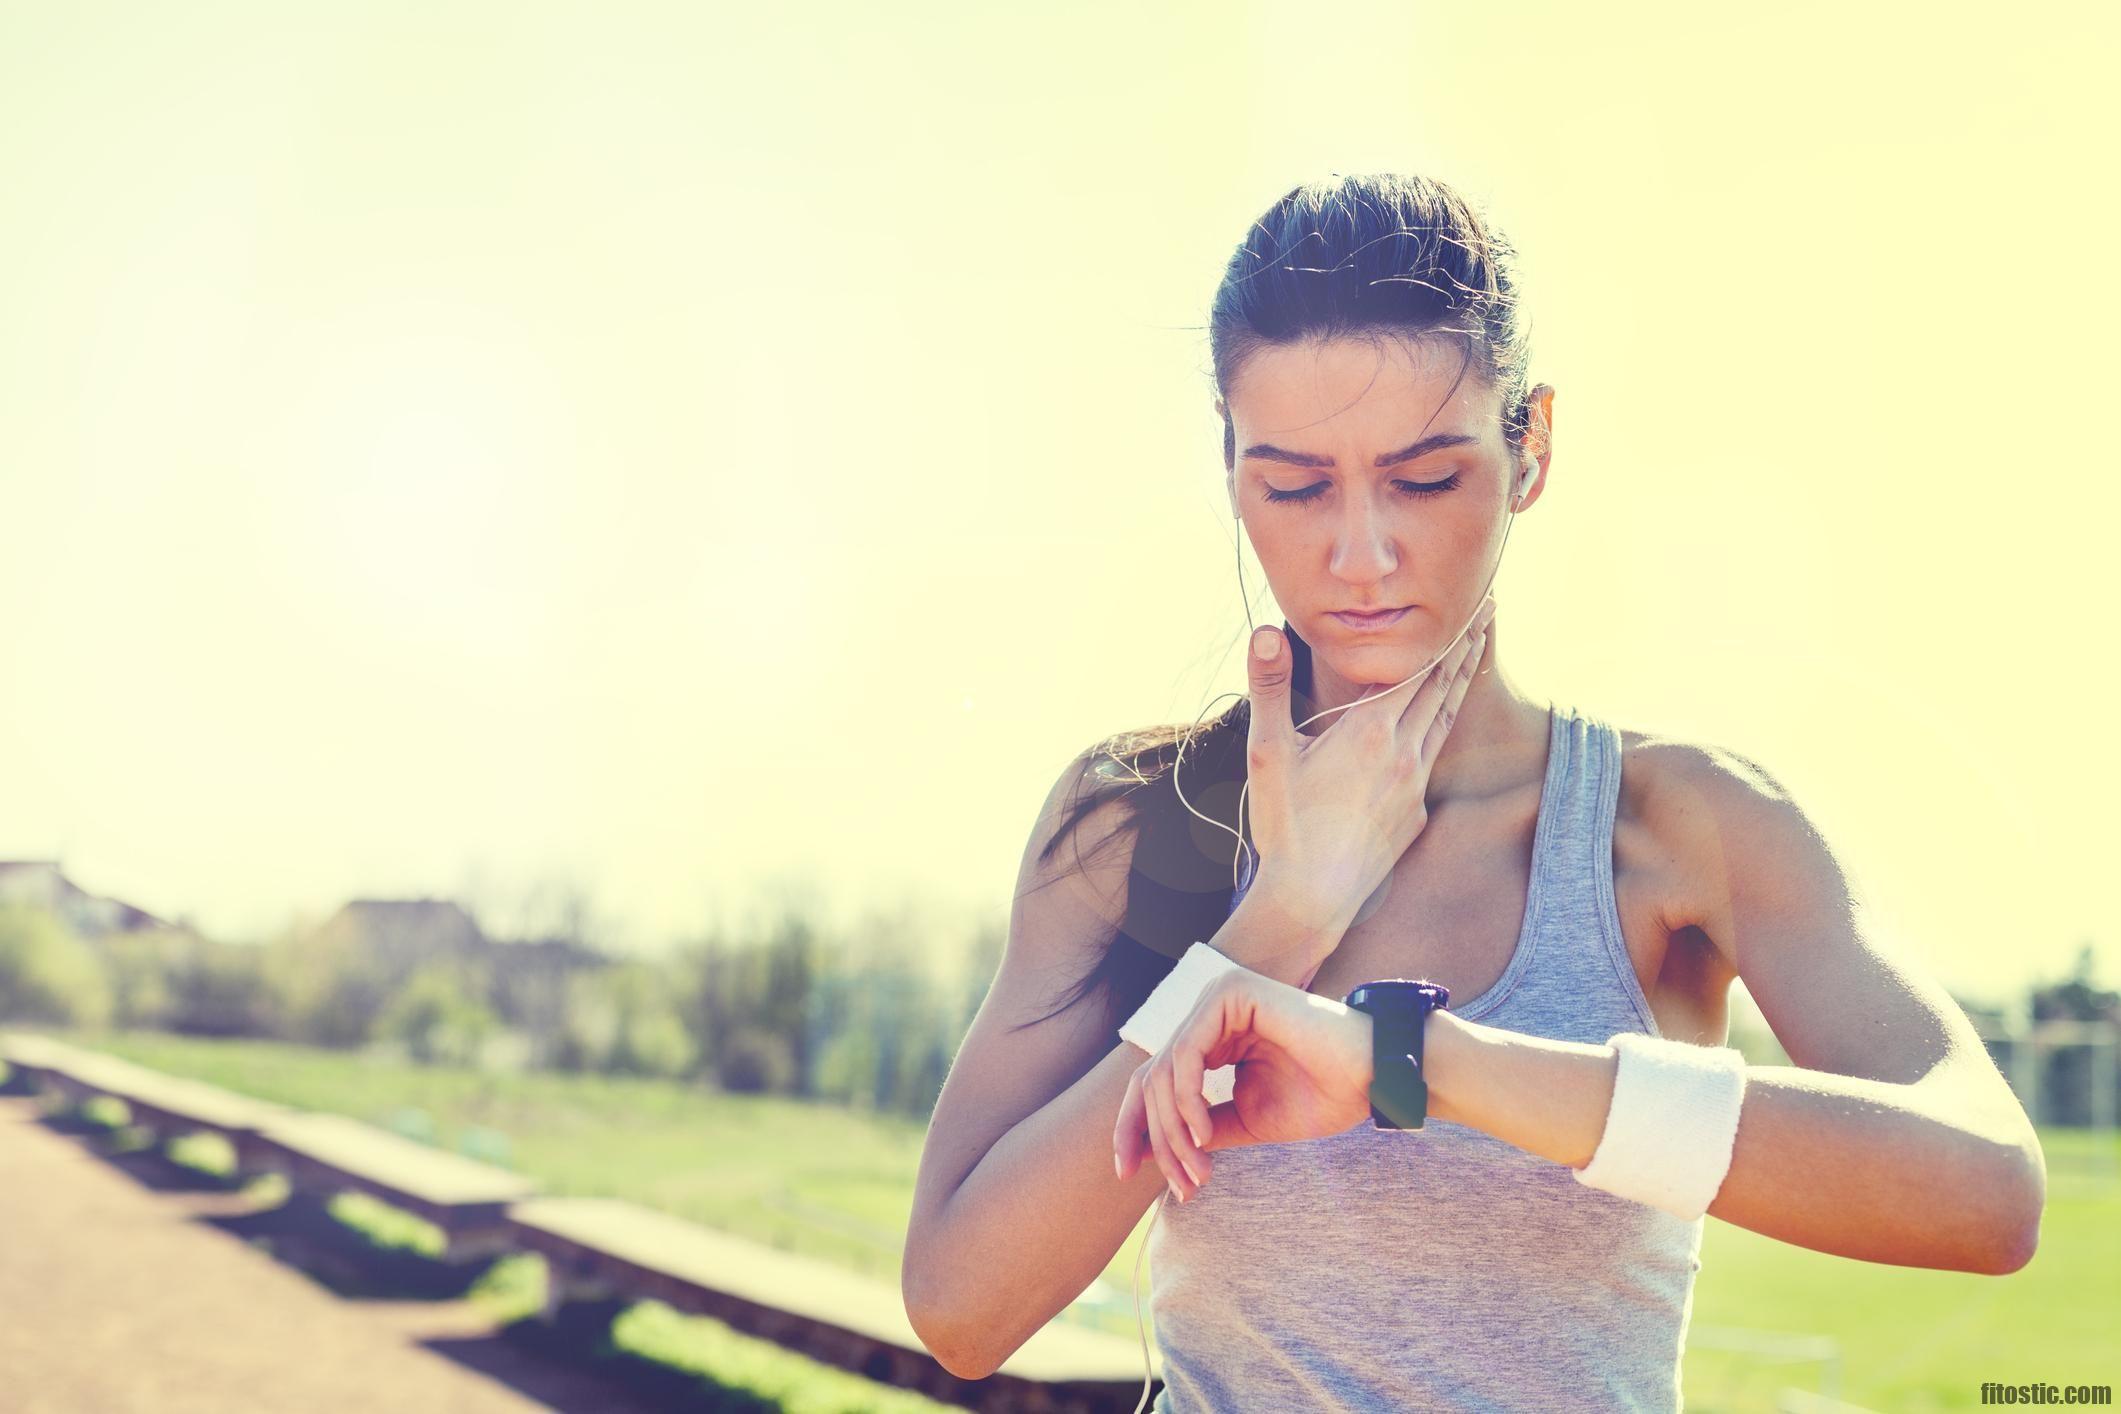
[1346, 979, 1450, 1011]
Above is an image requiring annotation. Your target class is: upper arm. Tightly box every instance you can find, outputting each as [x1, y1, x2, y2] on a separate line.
[1661, 742, 2035, 1148]
[905, 744, 1138, 1265]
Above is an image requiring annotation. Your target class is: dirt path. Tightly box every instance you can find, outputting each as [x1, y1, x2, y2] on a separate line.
[0, 1095, 658, 1414]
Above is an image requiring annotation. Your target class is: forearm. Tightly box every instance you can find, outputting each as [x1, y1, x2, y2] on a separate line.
[911, 1039, 1172, 1378]
[1425, 1011, 2046, 1274]
[911, 894, 1323, 1376]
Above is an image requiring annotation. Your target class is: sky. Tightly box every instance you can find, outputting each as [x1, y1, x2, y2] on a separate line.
[2, 0, 2115, 1008]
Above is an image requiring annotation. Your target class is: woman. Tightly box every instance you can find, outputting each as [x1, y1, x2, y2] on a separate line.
[901, 172, 2045, 1412]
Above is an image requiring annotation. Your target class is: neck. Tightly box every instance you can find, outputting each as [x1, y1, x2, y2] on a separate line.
[1290, 620, 1547, 807]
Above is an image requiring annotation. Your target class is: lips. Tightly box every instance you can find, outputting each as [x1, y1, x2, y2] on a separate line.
[1327, 606, 1414, 630]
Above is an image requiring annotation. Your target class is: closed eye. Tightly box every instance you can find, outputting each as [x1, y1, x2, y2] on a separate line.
[1261, 472, 1461, 505]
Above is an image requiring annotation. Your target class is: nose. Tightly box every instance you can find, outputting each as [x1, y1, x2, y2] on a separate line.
[1327, 492, 1399, 583]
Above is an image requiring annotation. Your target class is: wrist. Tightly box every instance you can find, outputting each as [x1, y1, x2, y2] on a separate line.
[1421, 1008, 1482, 1127]
[1119, 941, 1244, 1056]
[1227, 881, 1348, 986]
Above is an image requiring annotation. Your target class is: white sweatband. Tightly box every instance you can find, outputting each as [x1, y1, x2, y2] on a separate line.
[1119, 941, 1241, 1105]
[1571, 1031, 1748, 1221]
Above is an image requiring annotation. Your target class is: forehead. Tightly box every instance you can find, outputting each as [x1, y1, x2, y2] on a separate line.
[1225, 334, 1499, 444]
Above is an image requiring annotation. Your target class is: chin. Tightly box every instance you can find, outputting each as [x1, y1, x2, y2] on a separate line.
[1319, 657, 1422, 690]
[1318, 644, 1446, 690]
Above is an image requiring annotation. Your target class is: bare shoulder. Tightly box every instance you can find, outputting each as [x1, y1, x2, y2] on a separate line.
[1612, 723, 1826, 964]
[1015, 739, 1141, 941]
[1615, 725, 1795, 826]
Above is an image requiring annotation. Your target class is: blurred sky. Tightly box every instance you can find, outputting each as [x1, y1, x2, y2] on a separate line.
[1, 1, 2114, 1002]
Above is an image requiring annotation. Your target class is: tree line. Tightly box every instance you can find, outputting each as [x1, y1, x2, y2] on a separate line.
[0, 896, 1004, 1121]
[1, 898, 2113, 1126]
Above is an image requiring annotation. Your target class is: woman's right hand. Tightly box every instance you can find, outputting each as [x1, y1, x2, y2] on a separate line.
[1231, 596, 1495, 975]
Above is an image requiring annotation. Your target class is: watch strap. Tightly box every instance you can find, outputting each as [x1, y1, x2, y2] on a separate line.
[1344, 981, 1450, 1130]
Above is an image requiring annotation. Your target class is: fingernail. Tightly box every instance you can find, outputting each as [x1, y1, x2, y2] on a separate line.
[1115, 1154, 1124, 1180]
[1170, 1180, 1184, 1204]
[1252, 627, 1277, 660]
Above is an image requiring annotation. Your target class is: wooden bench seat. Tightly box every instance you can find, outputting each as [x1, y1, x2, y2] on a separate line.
[4, 1038, 292, 1153]
[252, 1112, 537, 1260]
[0, 1032, 93, 1088]
[510, 1195, 1157, 1412]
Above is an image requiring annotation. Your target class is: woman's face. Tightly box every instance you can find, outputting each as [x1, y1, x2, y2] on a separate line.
[1220, 334, 1543, 701]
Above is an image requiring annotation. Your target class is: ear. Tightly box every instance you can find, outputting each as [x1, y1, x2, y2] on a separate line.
[1509, 384, 1555, 510]
[1523, 383, 1555, 458]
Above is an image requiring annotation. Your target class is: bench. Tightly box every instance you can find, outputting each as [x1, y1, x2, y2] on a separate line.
[250, 1111, 537, 1262]
[48, 1050, 292, 1147]
[3, 1033, 535, 1263]
[0, 1032, 93, 1091]
[510, 1195, 1159, 1413]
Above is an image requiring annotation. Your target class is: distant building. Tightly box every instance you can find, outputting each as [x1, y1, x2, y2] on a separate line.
[303, 897, 611, 1059]
[313, 897, 491, 972]
[0, 860, 187, 940]
[308, 897, 608, 974]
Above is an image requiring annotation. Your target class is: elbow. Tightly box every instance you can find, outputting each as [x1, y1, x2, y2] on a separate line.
[909, 1305, 998, 1383]
[1968, 1139, 2047, 1276]
[1975, 1206, 2042, 1276]
[935, 1338, 1002, 1383]
[1985, 1223, 2040, 1277]
[902, 1251, 999, 1382]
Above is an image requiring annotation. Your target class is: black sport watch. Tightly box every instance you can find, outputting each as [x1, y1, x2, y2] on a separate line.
[1342, 980, 1451, 1129]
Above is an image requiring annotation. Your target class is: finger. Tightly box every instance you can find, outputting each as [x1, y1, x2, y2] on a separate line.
[1421, 630, 1486, 768]
[1143, 1076, 1191, 1200]
[1113, 1060, 1149, 1180]
[1153, 1054, 1209, 1193]
[1150, 1061, 1201, 1192]
[1246, 621, 1296, 765]
[1170, 987, 1232, 1174]
[1170, 1033, 1218, 1184]
[1396, 603, 1489, 737]
[1391, 596, 1492, 735]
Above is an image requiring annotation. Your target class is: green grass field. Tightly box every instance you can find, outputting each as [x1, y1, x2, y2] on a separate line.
[1684, 1128, 2115, 1411]
[15, 1029, 2113, 1412]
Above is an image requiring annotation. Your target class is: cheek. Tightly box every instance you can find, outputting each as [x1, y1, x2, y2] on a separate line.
[1241, 520, 1310, 583]
[1434, 508, 1499, 558]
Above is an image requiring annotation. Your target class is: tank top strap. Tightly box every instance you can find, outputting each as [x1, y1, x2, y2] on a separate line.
[1539, 700, 1623, 886]
[1500, 698, 1662, 1041]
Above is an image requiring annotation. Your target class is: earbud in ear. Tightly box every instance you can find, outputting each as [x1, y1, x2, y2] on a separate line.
[1511, 457, 1537, 510]
[1226, 474, 1241, 520]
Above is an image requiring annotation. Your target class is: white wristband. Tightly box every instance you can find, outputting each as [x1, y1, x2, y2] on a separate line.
[1119, 941, 1241, 1105]
[1571, 1031, 1748, 1221]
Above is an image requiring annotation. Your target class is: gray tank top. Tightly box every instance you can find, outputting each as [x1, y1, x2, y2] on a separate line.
[1147, 701, 1702, 1412]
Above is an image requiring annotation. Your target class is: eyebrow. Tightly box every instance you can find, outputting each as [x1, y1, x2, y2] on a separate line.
[1240, 432, 1480, 470]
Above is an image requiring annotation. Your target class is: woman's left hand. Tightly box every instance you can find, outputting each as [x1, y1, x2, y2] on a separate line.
[1113, 969, 1376, 1202]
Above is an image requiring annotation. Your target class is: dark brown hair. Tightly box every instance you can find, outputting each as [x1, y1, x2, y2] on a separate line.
[1011, 171, 1536, 1038]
